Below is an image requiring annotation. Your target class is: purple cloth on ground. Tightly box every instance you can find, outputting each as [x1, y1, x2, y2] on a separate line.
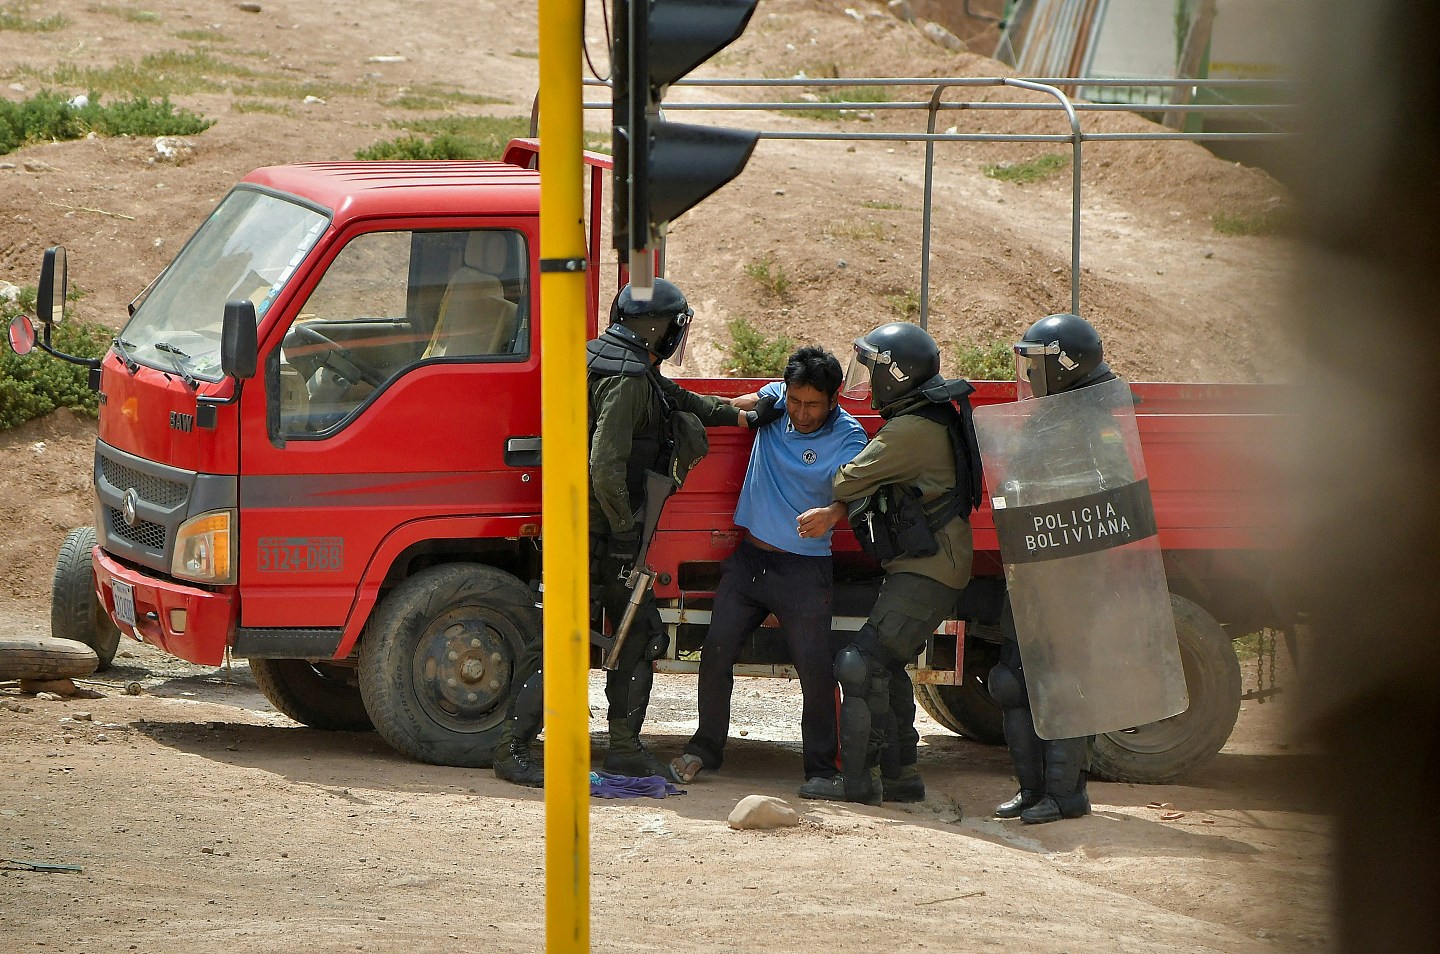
[589, 771, 684, 799]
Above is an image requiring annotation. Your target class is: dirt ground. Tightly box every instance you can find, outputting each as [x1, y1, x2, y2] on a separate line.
[0, 632, 1327, 954]
[0, 1, 1325, 951]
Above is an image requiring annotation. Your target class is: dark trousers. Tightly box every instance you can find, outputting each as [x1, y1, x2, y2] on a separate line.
[866, 571, 962, 773]
[500, 534, 661, 740]
[595, 534, 666, 727]
[685, 539, 839, 780]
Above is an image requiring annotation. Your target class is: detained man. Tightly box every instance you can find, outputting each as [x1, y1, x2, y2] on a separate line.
[668, 346, 868, 786]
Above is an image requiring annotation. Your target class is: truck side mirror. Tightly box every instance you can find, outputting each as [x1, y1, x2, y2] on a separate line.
[7, 314, 37, 356]
[36, 246, 68, 326]
[221, 299, 258, 380]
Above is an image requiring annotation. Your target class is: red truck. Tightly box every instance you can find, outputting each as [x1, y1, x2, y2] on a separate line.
[12, 139, 1294, 784]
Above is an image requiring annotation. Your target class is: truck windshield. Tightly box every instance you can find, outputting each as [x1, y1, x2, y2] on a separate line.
[122, 187, 329, 381]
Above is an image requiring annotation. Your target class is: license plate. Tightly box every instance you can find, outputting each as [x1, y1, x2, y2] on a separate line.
[111, 580, 136, 628]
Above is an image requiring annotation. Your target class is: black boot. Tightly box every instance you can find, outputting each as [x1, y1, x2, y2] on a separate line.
[603, 720, 666, 777]
[492, 721, 544, 788]
[995, 789, 1044, 819]
[493, 670, 544, 788]
[996, 704, 1046, 818]
[882, 764, 926, 803]
[801, 767, 881, 806]
[1021, 736, 1091, 825]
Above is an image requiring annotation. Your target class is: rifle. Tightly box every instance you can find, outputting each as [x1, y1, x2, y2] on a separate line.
[602, 469, 675, 670]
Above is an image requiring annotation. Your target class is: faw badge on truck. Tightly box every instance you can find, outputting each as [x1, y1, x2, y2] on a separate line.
[974, 377, 1188, 740]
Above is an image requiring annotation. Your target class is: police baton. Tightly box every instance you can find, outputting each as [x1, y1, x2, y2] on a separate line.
[602, 469, 675, 671]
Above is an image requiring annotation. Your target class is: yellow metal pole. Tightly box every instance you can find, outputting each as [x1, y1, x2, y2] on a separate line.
[537, 0, 590, 951]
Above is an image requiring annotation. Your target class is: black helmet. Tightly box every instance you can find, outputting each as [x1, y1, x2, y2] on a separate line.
[841, 322, 943, 410]
[604, 278, 694, 362]
[1013, 313, 1111, 398]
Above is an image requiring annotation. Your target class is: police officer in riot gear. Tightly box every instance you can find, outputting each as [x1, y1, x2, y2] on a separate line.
[990, 312, 1118, 823]
[805, 322, 983, 804]
[494, 279, 753, 787]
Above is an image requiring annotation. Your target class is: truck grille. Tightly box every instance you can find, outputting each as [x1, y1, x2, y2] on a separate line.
[107, 507, 167, 551]
[94, 440, 236, 577]
[100, 458, 188, 509]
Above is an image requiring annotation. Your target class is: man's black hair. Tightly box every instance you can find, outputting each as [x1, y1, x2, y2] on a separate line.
[783, 345, 843, 397]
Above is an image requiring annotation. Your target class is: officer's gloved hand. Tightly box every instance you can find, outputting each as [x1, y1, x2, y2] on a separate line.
[744, 394, 785, 430]
[608, 529, 640, 566]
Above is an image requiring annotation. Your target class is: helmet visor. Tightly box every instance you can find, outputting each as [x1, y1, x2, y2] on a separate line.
[655, 306, 694, 365]
[840, 338, 876, 402]
[1014, 340, 1060, 399]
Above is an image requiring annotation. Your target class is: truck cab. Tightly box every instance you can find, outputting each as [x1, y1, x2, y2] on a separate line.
[22, 147, 626, 764]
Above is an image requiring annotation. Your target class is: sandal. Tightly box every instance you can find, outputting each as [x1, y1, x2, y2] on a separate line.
[668, 753, 704, 784]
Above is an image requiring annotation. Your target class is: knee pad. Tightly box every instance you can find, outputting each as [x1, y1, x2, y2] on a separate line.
[834, 644, 870, 696]
[987, 661, 1028, 710]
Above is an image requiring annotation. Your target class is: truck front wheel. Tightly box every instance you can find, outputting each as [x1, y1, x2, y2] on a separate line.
[1090, 593, 1242, 784]
[359, 563, 538, 767]
[249, 659, 373, 731]
[51, 526, 122, 670]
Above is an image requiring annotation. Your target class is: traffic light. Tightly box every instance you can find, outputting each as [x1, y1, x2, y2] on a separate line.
[613, 0, 759, 298]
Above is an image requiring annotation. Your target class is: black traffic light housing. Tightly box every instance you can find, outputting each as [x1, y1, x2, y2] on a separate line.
[613, 0, 759, 298]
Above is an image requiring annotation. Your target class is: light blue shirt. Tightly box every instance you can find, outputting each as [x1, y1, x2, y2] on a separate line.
[734, 381, 869, 556]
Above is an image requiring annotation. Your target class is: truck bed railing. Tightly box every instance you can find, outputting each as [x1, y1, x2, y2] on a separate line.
[577, 75, 1292, 328]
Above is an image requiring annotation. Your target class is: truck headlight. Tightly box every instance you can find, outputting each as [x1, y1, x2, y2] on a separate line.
[172, 510, 235, 584]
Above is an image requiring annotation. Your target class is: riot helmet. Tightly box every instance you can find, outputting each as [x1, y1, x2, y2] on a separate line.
[1013, 313, 1111, 399]
[604, 278, 694, 364]
[841, 322, 943, 410]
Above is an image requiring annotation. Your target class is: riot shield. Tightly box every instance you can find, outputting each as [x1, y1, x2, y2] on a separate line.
[974, 377, 1187, 739]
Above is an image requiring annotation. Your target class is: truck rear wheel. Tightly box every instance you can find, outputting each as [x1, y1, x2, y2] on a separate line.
[914, 637, 1005, 745]
[249, 659, 373, 731]
[51, 526, 122, 670]
[359, 563, 538, 767]
[1090, 593, 1242, 784]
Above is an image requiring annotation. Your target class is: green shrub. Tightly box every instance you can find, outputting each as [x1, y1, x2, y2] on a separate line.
[357, 115, 530, 161]
[0, 312, 111, 429]
[0, 91, 212, 155]
[954, 340, 1014, 380]
[1211, 207, 1285, 236]
[884, 290, 921, 320]
[716, 317, 794, 378]
[0, 3, 67, 31]
[45, 49, 249, 98]
[233, 99, 294, 117]
[983, 153, 1069, 184]
[794, 85, 891, 121]
[826, 219, 887, 242]
[743, 255, 790, 298]
[386, 86, 507, 110]
[173, 28, 228, 42]
[95, 5, 159, 23]
[355, 133, 477, 161]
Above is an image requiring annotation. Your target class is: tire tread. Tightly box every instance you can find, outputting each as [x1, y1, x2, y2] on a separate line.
[50, 526, 122, 670]
[1090, 594, 1242, 784]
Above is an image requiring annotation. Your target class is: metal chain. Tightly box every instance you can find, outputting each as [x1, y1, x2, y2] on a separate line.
[1255, 630, 1266, 703]
[1267, 628, 1277, 696]
[1254, 628, 1277, 703]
